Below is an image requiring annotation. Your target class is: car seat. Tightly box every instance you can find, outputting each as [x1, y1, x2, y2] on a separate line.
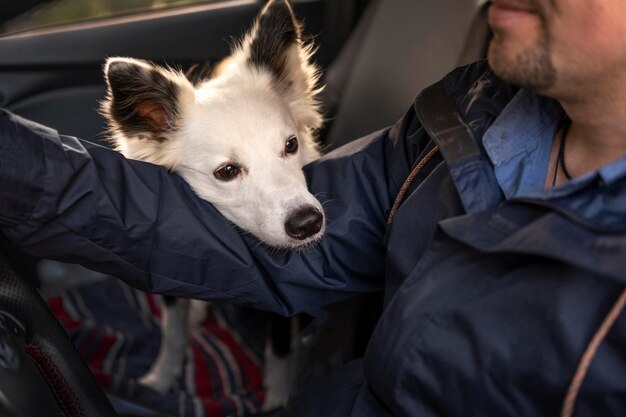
[321, 0, 490, 149]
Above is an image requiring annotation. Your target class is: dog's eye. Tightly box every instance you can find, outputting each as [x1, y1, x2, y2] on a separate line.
[214, 164, 241, 181]
[285, 136, 299, 155]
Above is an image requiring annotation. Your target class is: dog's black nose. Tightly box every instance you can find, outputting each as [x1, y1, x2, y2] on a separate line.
[285, 207, 323, 240]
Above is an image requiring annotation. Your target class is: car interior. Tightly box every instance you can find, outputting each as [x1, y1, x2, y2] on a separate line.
[0, 0, 490, 416]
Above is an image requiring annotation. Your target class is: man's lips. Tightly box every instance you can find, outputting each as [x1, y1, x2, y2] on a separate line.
[490, 0, 536, 13]
[488, 0, 538, 26]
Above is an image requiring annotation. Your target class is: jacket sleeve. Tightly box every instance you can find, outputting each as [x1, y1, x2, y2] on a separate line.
[0, 107, 423, 316]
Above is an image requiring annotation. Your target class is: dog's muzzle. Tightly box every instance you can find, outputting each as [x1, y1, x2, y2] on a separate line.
[284, 207, 323, 240]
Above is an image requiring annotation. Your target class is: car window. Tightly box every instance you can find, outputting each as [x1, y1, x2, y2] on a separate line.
[0, 0, 244, 36]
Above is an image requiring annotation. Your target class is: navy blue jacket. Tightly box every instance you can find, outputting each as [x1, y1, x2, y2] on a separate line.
[1, 61, 625, 416]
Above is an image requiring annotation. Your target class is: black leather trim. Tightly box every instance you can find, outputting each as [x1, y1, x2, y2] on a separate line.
[0, 239, 118, 417]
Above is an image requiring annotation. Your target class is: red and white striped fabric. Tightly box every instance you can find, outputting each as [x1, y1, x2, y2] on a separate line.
[47, 277, 265, 417]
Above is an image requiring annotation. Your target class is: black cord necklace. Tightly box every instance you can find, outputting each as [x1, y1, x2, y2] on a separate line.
[552, 116, 573, 187]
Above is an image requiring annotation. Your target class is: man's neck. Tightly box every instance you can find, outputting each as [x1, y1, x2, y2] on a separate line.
[558, 86, 626, 178]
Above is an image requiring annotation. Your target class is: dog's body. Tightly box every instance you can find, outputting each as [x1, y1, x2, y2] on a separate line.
[100, 0, 324, 409]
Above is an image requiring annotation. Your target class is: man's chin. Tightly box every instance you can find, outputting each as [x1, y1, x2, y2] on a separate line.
[488, 39, 556, 92]
[488, 40, 521, 82]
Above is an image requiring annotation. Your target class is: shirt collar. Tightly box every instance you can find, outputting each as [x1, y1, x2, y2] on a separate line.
[482, 88, 626, 200]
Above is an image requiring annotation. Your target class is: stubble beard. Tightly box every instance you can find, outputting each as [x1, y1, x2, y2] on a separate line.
[488, 16, 557, 92]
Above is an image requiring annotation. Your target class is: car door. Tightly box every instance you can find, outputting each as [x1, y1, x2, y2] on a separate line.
[0, 0, 337, 146]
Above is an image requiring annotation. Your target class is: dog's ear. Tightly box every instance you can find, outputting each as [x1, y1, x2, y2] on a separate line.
[247, 0, 302, 83]
[242, 0, 322, 129]
[101, 57, 194, 142]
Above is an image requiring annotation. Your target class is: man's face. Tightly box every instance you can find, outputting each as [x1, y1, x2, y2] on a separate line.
[487, 0, 626, 97]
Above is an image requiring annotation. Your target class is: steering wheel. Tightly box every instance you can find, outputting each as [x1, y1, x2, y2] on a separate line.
[0, 239, 118, 417]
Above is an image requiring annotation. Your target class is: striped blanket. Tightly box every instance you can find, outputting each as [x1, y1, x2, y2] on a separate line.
[47, 277, 266, 417]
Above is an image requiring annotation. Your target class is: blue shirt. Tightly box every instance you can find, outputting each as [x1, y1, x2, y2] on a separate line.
[482, 88, 626, 201]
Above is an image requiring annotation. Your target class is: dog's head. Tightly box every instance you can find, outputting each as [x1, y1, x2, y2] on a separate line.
[101, 0, 324, 249]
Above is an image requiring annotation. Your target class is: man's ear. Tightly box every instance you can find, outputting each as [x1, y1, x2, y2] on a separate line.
[242, 0, 322, 128]
[101, 57, 194, 141]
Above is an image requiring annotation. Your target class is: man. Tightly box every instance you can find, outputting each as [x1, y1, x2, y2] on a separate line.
[1, 0, 625, 416]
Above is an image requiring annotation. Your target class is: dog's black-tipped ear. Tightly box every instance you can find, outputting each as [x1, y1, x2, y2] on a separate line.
[248, 0, 302, 83]
[242, 0, 322, 132]
[102, 57, 192, 141]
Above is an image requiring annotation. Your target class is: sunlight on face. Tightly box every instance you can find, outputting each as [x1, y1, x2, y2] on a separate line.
[487, 0, 626, 97]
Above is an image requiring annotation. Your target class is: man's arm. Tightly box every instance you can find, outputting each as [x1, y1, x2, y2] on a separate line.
[0, 108, 422, 316]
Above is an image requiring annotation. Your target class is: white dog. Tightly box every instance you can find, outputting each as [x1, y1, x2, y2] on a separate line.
[100, 0, 324, 408]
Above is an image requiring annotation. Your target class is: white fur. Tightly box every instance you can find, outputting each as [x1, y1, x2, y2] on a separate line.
[139, 299, 189, 392]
